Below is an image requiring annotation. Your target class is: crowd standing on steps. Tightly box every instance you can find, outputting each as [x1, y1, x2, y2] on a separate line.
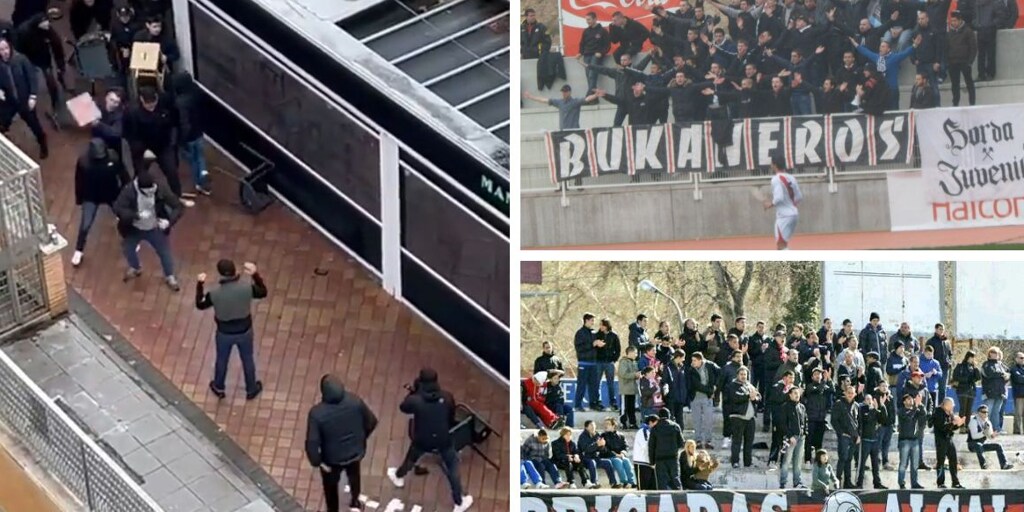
[523, 311, 1024, 491]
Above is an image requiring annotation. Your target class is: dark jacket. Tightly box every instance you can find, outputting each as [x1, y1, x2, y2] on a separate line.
[533, 353, 564, 374]
[400, 379, 456, 450]
[859, 323, 886, 356]
[133, 27, 181, 63]
[830, 398, 859, 438]
[124, 95, 177, 153]
[805, 378, 835, 421]
[951, 362, 982, 395]
[864, 360, 885, 394]
[981, 359, 1009, 399]
[171, 72, 204, 143]
[91, 100, 125, 151]
[609, 18, 650, 53]
[13, 13, 65, 70]
[574, 326, 596, 362]
[304, 377, 378, 466]
[629, 322, 650, 351]
[577, 430, 603, 460]
[596, 330, 622, 363]
[0, 50, 39, 106]
[858, 402, 889, 440]
[1011, 364, 1024, 398]
[898, 405, 926, 440]
[551, 437, 580, 465]
[778, 400, 807, 438]
[860, 74, 890, 116]
[11, 0, 47, 27]
[602, 88, 671, 125]
[580, 24, 611, 56]
[648, 418, 684, 460]
[75, 141, 129, 206]
[112, 178, 184, 237]
[931, 407, 958, 441]
[926, 335, 954, 369]
[70, 0, 113, 40]
[946, 23, 977, 65]
[111, 15, 141, 53]
[602, 430, 629, 455]
[723, 379, 756, 417]
[521, 21, 548, 59]
[686, 361, 721, 402]
[666, 361, 689, 404]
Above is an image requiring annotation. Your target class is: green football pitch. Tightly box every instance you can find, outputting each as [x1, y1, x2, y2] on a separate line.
[921, 243, 1024, 250]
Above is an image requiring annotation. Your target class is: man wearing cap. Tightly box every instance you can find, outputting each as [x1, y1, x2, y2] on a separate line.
[932, 397, 965, 488]
[886, 341, 908, 387]
[648, 407, 684, 490]
[897, 393, 926, 489]
[523, 85, 599, 131]
[762, 154, 803, 250]
[967, 404, 1014, 470]
[112, 168, 184, 290]
[926, 323, 954, 402]
[859, 313, 886, 366]
[864, 352, 885, 398]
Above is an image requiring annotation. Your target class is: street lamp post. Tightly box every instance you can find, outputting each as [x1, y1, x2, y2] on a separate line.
[638, 279, 685, 332]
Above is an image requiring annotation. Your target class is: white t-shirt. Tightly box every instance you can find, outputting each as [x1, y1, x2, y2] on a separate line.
[771, 172, 802, 217]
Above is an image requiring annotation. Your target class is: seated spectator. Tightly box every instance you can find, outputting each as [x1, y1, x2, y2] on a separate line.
[520, 461, 546, 489]
[601, 418, 638, 488]
[544, 369, 573, 427]
[679, 439, 701, 489]
[579, 420, 619, 487]
[521, 371, 562, 429]
[551, 426, 593, 488]
[690, 450, 719, 490]
[967, 405, 1015, 470]
[521, 429, 565, 488]
[811, 448, 840, 495]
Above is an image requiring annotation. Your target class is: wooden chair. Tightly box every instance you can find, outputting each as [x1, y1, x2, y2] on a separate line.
[128, 42, 163, 100]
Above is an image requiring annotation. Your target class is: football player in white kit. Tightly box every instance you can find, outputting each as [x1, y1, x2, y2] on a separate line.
[763, 154, 803, 250]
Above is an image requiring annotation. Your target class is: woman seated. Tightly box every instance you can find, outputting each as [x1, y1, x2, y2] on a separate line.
[551, 427, 593, 489]
[690, 450, 720, 490]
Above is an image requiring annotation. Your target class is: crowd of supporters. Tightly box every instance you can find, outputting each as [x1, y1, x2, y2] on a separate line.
[521, 0, 1020, 131]
[522, 313, 1024, 491]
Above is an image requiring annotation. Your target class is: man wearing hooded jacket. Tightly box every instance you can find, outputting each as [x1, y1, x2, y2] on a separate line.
[0, 38, 47, 158]
[388, 369, 473, 512]
[305, 374, 378, 512]
[73, 138, 129, 267]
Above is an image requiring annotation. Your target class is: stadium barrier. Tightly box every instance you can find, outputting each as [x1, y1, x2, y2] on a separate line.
[527, 378, 1016, 415]
[0, 349, 163, 511]
[521, 489, 1021, 512]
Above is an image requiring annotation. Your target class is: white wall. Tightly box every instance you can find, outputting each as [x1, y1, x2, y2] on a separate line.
[822, 261, 941, 336]
[955, 262, 1024, 339]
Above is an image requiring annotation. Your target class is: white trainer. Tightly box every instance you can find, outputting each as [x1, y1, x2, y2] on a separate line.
[386, 467, 405, 488]
[71, 251, 83, 267]
[453, 495, 474, 512]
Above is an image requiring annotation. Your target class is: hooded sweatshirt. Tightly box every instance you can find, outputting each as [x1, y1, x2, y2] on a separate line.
[304, 375, 378, 466]
[172, 71, 204, 143]
[400, 370, 457, 450]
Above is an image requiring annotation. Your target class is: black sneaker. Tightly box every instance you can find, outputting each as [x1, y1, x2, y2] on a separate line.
[246, 380, 264, 400]
[911, 484, 925, 489]
[1001, 463, 1015, 470]
[208, 381, 226, 399]
[952, 483, 964, 489]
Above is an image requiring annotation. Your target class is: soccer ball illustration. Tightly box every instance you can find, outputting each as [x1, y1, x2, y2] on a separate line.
[822, 492, 863, 512]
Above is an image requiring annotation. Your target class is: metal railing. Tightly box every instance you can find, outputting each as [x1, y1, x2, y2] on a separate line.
[0, 349, 164, 511]
[0, 136, 51, 335]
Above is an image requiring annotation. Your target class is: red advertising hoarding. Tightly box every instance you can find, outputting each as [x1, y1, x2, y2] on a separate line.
[560, 0, 682, 57]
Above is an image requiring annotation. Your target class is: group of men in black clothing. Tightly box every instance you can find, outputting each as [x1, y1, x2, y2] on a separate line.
[529, 311, 1023, 490]
[522, 0, 1018, 130]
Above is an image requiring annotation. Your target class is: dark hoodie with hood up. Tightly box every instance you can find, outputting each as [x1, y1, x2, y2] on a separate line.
[305, 374, 378, 467]
[172, 71, 203, 143]
[401, 368, 457, 450]
[76, 138, 129, 206]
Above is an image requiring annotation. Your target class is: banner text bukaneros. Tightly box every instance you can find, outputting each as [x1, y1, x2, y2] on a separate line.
[520, 490, 1021, 512]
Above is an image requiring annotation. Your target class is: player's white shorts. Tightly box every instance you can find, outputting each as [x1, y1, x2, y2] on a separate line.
[775, 214, 799, 243]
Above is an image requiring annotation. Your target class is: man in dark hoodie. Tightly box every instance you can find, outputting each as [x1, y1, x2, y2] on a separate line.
[112, 169, 183, 289]
[647, 408, 684, 490]
[124, 86, 191, 204]
[628, 314, 650, 351]
[172, 71, 210, 195]
[196, 259, 268, 400]
[11, 0, 48, 27]
[831, 385, 860, 488]
[579, 12, 611, 92]
[387, 369, 473, 512]
[306, 374, 378, 512]
[13, 12, 65, 114]
[110, 6, 140, 76]
[0, 38, 47, 158]
[859, 312, 886, 366]
[69, 0, 114, 41]
[73, 138, 130, 267]
[608, 12, 650, 63]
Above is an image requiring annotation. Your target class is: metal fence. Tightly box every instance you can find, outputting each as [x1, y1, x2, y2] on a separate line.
[0, 135, 51, 335]
[0, 349, 164, 512]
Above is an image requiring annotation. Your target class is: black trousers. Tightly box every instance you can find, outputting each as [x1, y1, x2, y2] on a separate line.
[948, 63, 976, 106]
[768, 411, 784, 463]
[935, 438, 960, 486]
[0, 101, 47, 148]
[131, 145, 182, 196]
[654, 458, 681, 490]
[730, 416, 755, 466]
[958, 394, 975, 421]
[622, 394, 637, 428]
[612, 105, 627, 127]
[668, 399, 686, 431]
[555, 459, 589, 485]
[806, 420, 827, 463]
[722, 408, 731, 438]
[320, 461, 361, 511]
[634, 463, 657, 490]
[857, 439, 882, 487]
[977, 27, 997, 78]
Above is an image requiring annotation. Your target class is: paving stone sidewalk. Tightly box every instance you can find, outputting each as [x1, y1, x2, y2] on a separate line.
[3, 317, 276, 512]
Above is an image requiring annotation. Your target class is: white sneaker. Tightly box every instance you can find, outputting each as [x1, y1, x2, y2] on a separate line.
[569, 483, 577, 489]
[722, 438, 732, 449]
[585, 482, 598, 489]
[181, 198, 196, 207]
[386, 467, 404, 488]
[453, 495, 473, 512]
[536, 482, 549, 489]
[71, 250, 83, 266]
[521, 484, 532, 489]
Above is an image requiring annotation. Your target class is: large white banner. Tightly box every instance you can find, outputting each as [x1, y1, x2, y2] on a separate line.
[913, 104, 1024, 229]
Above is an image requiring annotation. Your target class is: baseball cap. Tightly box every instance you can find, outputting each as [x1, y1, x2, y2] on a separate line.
[560, 84, 572, 92]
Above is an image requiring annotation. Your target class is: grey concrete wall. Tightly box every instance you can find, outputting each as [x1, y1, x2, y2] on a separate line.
[522, 173, 891, 247]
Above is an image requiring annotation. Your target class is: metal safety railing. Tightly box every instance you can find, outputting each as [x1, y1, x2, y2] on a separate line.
[0, 349, 164, 511]
[0, 135, 52, 335]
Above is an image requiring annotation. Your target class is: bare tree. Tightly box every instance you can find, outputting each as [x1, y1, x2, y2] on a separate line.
[710, 261, 755, 323]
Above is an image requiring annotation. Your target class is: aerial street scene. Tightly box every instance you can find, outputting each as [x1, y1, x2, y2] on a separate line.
[0, 0, 509, 511]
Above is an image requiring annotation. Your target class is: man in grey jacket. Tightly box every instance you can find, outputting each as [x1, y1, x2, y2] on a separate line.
[112, 169, 183, 290]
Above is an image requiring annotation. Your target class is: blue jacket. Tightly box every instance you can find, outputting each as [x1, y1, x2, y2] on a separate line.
[1011, 364, 1024, 398]
[666, 362, 689, 404]
[886, 353, 908, 377]
[855, 45, 915, 92]
[919, 357, 943, 392]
